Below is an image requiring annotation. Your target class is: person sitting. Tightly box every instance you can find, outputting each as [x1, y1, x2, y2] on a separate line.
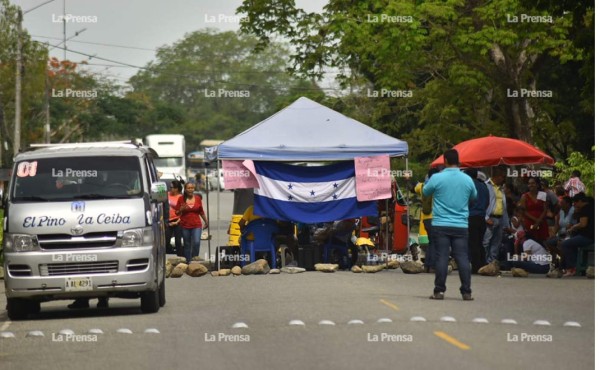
[560, 193, 594, 277]
[238, 205, 263, 241]
[545, 196, 575, 267]
[500, 231, 552, 274]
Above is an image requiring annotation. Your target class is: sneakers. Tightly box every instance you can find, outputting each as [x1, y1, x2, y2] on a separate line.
[563, 268, 577, 277]
[462, 293, 474, 301]
[429, 292, 444, 300]
[546, 267, 563, 278]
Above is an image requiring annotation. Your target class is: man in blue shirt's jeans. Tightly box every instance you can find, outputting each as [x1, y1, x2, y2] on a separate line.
[423, 149, 478, 300]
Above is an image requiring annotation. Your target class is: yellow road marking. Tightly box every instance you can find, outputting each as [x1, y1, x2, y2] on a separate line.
[434, 331, 471, 350]
[379, 299, 400, 311]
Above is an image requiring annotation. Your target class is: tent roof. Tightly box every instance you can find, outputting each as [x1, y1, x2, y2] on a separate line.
[218, 97, 408, 161]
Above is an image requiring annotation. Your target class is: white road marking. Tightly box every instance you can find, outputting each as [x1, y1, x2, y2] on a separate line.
[377, 318, 393, 323]
[0, 332, 16, 338]
[410, 316, 427, 322]
[116, 328, 133, 334]
[563, 321, 582, 327]
[318, 320, 336, 326]
[347, 320, 364, 325]
[533, 320, 551, 326]
[440, 316, 457, 322]
[501, 319, 518, 325]
[232, 322, 248, 329]
[472, 318, 489, 324]
[289, 320, 306, 326]
[26, 331, 45, 338]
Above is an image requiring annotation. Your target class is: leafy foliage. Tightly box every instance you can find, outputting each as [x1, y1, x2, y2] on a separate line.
[554, 148, 595, 197]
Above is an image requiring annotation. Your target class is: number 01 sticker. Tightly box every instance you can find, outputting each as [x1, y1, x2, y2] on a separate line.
[16, 161, 38, 177]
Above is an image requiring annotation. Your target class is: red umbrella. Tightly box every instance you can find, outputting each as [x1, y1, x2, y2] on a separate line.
[430, 135, 554, 168]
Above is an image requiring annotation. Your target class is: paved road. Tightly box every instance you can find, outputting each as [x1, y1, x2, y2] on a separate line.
[0, 269, 594, 370]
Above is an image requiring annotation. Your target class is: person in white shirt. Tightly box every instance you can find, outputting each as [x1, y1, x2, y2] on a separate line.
[500, 231, 552, 274]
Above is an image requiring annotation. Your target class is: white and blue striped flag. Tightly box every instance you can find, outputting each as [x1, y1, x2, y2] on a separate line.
[253, 161, 378, 223]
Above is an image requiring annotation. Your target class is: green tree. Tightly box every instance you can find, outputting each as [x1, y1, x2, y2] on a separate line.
[238, 0, 592, 163]
[129, 28, 323, 152]
[0, 0, 47, 164]
[554, 148, 595, 197]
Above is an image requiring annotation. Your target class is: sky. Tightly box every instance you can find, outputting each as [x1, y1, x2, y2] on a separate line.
[12, 0, 329, 85]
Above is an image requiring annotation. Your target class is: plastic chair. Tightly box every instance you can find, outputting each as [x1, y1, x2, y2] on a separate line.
[240, 219, 279, 268]
[576, 244, 594, 276]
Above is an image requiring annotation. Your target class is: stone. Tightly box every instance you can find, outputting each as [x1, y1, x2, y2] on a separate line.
[362, 264, 385, 273]
[241, 259, 271, 275]
[194, 260, 212, 270]
[170, 263, 187, 278]
[187, 263, 209, 277]
[269, 269, 281, 274]
[191, 256, 204, 262]
[511, 268, 529, 277]
[168, 257, 186, 266]
[351, 265, 363, 273]
[385, 260, 401, 270]
[218, 269, 232, 276]
[478, 261, 500, 276]
[399, 261, 422, 274]
[210, 271, 220, 277]
[314, 263, 339, 273]
[165, 261, 173, 278]
[281, 267, 306, 274]
[0, 266, 4, 280]
[232, 266, 242, 276]
[586, 266, 594, 279]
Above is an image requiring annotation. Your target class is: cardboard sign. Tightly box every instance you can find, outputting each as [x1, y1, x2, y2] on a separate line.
[222, 160, 259, 189]
[354, 155, 392, 201]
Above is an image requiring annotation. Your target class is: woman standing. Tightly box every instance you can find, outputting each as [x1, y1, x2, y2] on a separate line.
[166, 180, 184, 256]
[518, 177, 549, 242]
[176, 182, 209, 263]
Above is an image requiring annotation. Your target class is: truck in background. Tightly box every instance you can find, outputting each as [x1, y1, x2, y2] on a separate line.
[145, 134, 186, 181]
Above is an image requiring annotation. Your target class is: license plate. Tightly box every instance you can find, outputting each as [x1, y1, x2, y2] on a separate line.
[65, 277, 93, 292]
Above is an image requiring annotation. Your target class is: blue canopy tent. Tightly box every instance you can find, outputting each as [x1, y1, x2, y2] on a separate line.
[217, 97, 408, 161]
[208, 97, 410, 263]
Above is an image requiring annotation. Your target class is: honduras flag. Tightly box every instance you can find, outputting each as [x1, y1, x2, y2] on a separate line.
[253, 161, 378, 223]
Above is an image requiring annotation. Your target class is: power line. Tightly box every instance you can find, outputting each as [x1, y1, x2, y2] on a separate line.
[40, 41, 338, 92]
[31, 35, 157, 52]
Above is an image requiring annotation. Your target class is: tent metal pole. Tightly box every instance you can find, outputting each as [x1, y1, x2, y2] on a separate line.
[405, 157, 410, 253]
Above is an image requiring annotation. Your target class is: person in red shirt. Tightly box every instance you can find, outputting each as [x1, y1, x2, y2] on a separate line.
[167, 180, 184, 256]
[176, 182, 209, 263]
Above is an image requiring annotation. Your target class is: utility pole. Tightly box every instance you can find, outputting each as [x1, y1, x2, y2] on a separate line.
[63, 0, 66, 60]
[14, 9, 23, 155]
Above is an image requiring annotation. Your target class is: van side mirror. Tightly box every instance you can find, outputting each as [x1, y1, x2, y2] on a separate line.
[151, 182, 168, 202]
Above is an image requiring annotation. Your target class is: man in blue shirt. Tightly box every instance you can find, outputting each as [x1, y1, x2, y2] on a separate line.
[423, 149, 478, 300]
